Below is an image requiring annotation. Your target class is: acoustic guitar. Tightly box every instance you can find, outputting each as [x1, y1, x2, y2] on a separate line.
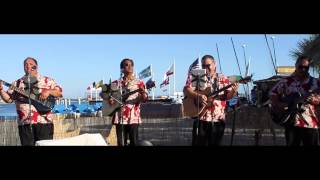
[0, 79, 56, 115]
[183, 75, 252, 118]
[269, 89, 320, 126]
[101, 82, 155, 117]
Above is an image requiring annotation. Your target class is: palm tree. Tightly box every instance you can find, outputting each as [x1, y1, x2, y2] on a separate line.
[290, 34, 320, 75]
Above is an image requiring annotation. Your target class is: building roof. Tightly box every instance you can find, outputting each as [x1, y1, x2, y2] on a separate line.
[253, 75, 287, 84]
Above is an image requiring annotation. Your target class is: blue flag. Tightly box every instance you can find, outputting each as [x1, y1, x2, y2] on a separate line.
[139, 65, 152, 79]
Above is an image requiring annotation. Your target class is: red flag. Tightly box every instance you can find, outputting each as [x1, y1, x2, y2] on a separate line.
[166, 64, 174, 76]
[160, 77, 169, 88]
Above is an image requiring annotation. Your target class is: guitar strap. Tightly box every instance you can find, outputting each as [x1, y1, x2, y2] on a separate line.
[17, 79, 21, 88]
[213, 74, 219, 92]
[11, 79, 22, 100]
[212, 73, 220, 100]
[307, 76, 314, 91]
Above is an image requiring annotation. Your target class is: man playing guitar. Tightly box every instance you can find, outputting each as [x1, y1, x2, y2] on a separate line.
[184, 55, 239, 146]
[107, 58, 148, 146]
[270, 56, 320, 146]
[0, 57, 62, 146]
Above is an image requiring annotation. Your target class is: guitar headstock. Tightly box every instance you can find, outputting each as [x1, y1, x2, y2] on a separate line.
[0, 79, 10, 87]
[238, 74, 253, 84]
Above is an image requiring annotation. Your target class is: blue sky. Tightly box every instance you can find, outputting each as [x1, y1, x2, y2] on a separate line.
[0, 34, 310, 98]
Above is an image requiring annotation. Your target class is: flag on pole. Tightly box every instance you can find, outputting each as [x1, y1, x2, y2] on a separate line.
[160, 76, 169, 88]
[188, 58, 201, 74]
[146, 78, 156, 90]
[166, 64, 174, 76]
[139, 65, 152, 79]
[173, 59, 176, 96]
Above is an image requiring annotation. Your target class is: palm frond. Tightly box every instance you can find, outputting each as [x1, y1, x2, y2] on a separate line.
[290, 34, 320, 68]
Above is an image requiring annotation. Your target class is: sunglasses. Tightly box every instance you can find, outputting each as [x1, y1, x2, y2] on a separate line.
[298, 65, 309, 70]
[202, 64, 212, 69]
[123, 63, 132, 67]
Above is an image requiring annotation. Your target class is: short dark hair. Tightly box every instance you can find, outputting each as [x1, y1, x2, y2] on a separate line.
[296, 55, 312, 65]
[120, 58, 134, 69]
[201, 55, 215, 64]
[23, 57, 38, 66]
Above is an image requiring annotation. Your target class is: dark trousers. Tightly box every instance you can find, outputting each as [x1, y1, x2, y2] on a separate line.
[192, 120, 225, 146]
[115, 124, 139, 146]
[285, 126, 319, 146]
[18, 123, 54, 146]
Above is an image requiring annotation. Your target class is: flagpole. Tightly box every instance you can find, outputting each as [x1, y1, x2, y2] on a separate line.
[150, 64, 154, 100]
[90, 86, 93, 101]
[198, 53, 201, 69]
[242, 44, 249, 101]
[95, 87, 98, 101]
[168, 76, 171, 98]
[173, 58, 176, 98]
[270, 36, 277, 70]
[151, 64, 154, 100]
[247, 56, 252, 102]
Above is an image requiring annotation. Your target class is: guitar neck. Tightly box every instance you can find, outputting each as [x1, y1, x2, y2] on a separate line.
[124, 88, 150, 97]
[122, 86, 154, 99]
[1, 80, 29, 96]
[208, 83, 235, 98]
[0, 79, 41, 102]
[207, 76, 251, 98]
[125, 89, 141, 96]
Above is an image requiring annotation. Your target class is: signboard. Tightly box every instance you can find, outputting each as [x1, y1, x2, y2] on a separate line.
[276, 66, 295, 75]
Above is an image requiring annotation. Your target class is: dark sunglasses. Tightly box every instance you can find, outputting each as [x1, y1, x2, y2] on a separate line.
[202, 64, 212, 69]
[123, 63, 132, 67]
[298, 65, 309, 70]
